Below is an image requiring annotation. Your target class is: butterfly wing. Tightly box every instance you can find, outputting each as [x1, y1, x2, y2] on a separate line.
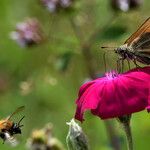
[132, 33, 150, 64]
[125, 17, 150, 46]
[134, 52, 150, 64]
[124, 17, 150, 64]
[131, 32, 150, 50]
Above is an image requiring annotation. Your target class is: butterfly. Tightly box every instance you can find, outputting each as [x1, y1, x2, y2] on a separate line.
[102, 17, 150, 72]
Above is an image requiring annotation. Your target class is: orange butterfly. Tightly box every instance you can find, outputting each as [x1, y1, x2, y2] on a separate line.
[102, 17, 150, 71]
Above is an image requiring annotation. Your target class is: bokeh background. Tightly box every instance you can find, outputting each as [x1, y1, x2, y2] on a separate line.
[0, 0, 150, 149]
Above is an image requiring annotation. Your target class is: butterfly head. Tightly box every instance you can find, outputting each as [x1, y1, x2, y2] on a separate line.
[114, 44, 129, 56]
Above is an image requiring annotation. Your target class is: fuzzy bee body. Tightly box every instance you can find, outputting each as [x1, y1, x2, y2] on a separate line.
[0, 120, 13, 131]
[0, 106, 25, 143]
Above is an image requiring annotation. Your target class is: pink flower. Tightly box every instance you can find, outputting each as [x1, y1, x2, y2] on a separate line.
[75, 67, 150, 121]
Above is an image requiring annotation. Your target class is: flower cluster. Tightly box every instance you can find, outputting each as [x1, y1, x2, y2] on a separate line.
[26, 123, 65, 150]
[75, 67, 150, 121]
[41, 0, 73, 12]
[10, 18, 44, 47]
[111, 0, 143, 12]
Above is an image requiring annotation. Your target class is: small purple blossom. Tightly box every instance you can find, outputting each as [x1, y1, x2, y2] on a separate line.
[111, 0, 143, 12]
[10, 18, 44, 47]
[41, 0, 73, 12]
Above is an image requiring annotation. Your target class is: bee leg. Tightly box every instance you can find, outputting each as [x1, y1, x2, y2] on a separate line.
[0, 132, 6, 144]
[2, 139, 5, 144]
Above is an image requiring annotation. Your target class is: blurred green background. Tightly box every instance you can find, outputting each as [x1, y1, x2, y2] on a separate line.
[0, 0, 150, 149]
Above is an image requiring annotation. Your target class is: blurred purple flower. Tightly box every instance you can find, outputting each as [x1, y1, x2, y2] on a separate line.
[111, 0, 143, 12]
[130, 0, 143, 8]
[75, 67, 150, 121]
[10, 18, 44, 47]
[41, 0, 73, 12]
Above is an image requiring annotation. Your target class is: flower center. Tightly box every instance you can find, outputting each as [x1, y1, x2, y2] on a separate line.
[105, 71, 118, 80]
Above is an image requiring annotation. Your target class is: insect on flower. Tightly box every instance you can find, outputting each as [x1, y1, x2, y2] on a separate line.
[102, 17, 150, 72]
[0, 106, 25, 143]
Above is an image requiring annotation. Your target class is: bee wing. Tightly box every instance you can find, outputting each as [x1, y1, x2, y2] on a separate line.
[125, 17, 150, 47]
[5, 132, 18, 146]
[6, 106, 25, 121]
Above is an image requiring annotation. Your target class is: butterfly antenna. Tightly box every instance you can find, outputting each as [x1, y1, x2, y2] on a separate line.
[101, 46, 118, 50]
[17, 116, 25, 126]
[101, 46, 110, 49]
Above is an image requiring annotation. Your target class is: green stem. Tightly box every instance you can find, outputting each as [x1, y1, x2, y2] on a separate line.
[123, 122, 133, 150]
[118, 115, 133, 150]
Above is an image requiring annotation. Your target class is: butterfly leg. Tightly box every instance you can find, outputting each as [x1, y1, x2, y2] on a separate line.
[127, 59, 131, 70]
[121, 59, 124, 73]
[125, 54, 131, 70]
[117, 57, 124, 73]
[103, 52, 107, 72]
[117, 59, 120, 73]
[133, 57, 141, 68]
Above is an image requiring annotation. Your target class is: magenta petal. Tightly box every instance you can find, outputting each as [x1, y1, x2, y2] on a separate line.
[75, 67, 150, 121]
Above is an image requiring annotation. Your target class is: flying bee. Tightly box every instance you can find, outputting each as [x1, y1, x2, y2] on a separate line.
[0, 106, 25, 143]
[102, 17, 150, 72]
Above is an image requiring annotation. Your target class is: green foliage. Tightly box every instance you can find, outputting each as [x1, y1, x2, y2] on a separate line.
[0, 0, 150, 149]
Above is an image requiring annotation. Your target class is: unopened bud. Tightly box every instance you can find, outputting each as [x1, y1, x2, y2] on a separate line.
[66, 119, 89, 150]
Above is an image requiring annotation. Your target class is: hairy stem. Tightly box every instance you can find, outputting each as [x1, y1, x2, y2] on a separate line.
[123, 122, 133, 150]
[118, 115, 133, 150]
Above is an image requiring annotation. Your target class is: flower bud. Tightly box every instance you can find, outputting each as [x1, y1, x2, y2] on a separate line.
[66, 119, 89, 150]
